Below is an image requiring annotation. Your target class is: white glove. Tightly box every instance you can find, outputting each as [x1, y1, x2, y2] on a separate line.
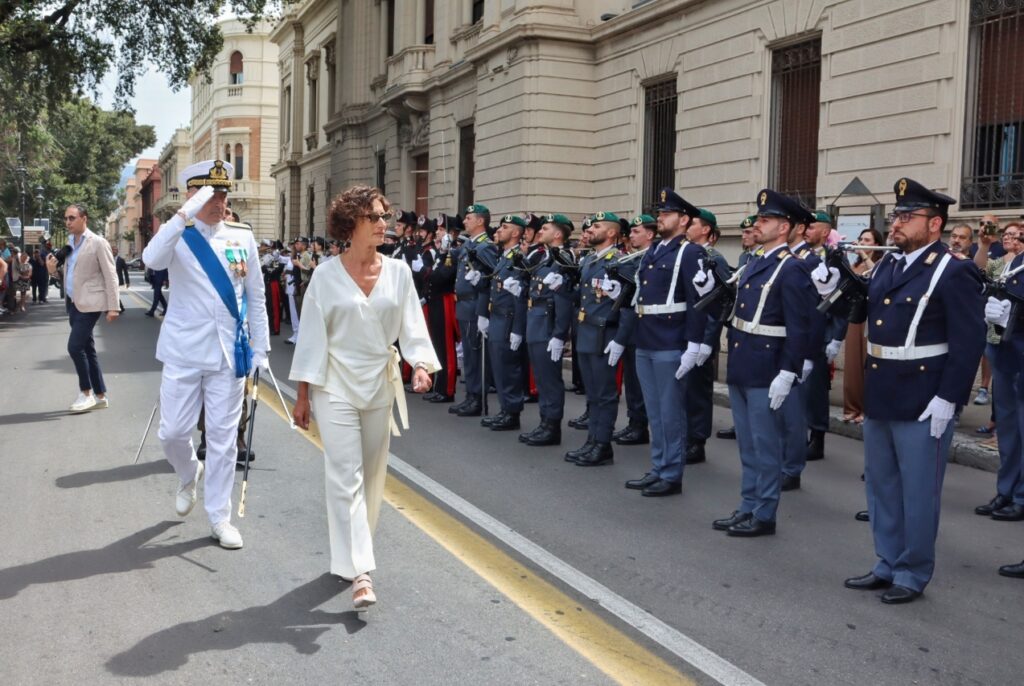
[604, 340, 625, 366]
[600, 277, 622, 300]
[695, 343, 713, 366]
[800, 359, 814, 383]
[477, 315, 489, 338]
[411, 255, 424, 272]
[811, 262, 840, 296]
[768, 370, 797, 410]
[180, 185, 216, 220]
[251, 351, 270, 371]
[692, 259, 716, 297]
[547, 337, 565, 363]
[985, 296, 1011, 327]
[441, 234, 451, 251]
[502, 276, 523, 297]
[419, 297, 427, 306]
[675, 343, 701, 379]
[825, 339, 843, 364]
[465, 269, 481, 286]
[509, 333, 523, 351]
[918, 395, 955, 439]
[542, 272, 564, 291]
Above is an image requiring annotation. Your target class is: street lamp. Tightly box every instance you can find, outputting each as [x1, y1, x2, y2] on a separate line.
[15, 158, 27, 250]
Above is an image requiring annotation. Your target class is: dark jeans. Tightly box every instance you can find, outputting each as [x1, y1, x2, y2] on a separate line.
[148, 285, 167, 314]
[66, 299, 106, 393]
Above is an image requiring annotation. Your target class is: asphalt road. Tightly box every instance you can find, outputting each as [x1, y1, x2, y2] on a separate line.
[1, 283, 1021, 686]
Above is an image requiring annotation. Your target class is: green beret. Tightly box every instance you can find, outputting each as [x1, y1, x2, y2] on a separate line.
[631, 214, 656, 227]
[740, 215, 757, 229]
[698, 209, 718, 230]
[500, 214, 527, 229]
[592, 211, 620, 223]
[544, 213, 574, 230]
[813, 210, 833, 225]
[465, 204, 490, 215]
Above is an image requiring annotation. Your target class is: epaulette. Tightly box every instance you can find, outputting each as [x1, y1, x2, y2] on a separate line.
[474, 233, 488, 243]
[798, 248, 809, 258]
[754, 248, 765, 256]
[605, 251, 617, 261]
[777, 250, 788, 260]
[925, 252, 938, 265]
[224, 220, 254, 231]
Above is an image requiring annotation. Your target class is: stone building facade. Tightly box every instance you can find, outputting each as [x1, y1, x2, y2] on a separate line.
[270, 0, 1023, 250]
[190, 18, 280, 238]
[152, 128, 193, 223]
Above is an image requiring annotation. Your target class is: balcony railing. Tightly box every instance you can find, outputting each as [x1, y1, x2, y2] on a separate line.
[385, 45, 435, 94]
[227, 86, 242, 97]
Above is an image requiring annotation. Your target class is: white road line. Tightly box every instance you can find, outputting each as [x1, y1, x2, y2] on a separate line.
[270, 377, 766, 686]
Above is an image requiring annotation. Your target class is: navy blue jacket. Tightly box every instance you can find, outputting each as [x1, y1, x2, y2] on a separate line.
[453, 232, 498, 321]
[633, 237, 707, 351]
[488, 245, 528, 337]
[854, 242, 985, 420]
[526, 250, 576, 344]
[576, 246, 637, 354]
[726, 246, 816, 388]
[989, 252, 1024, 374]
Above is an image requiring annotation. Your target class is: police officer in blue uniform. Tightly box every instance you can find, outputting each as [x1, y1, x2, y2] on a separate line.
[623, 190, 710, 497]
[716, 215, 758, 442]
[480, 215, 529, 431]
[698, 189, 815, 536]
[613, 215, 657, 446]
[566, 212, 636, 467]
[830, 178, 985, 603]
[519, 214, 577, 446]
[682, 208, 730, 465]
[449, 204, 499, 418]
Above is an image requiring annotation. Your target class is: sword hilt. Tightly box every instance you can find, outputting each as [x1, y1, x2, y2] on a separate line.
[238, 480, 248, 518]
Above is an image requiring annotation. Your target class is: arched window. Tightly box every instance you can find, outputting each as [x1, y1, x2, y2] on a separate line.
[229, 51, 244, 85]
[234, 143, 244, 180]
[224, 144, 231, 163]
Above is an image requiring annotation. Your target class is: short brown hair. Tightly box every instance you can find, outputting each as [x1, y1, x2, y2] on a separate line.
[327, 185, 390, 242]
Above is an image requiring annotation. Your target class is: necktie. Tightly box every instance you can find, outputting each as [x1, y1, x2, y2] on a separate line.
[893, 258, 905, 277]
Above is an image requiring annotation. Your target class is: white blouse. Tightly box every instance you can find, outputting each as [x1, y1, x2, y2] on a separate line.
[288, 255, 441, 432]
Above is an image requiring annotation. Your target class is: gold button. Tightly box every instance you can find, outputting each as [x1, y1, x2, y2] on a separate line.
[668, 315, 672, 319]
[740, 303, 745, 308]
[883, 298, 891, 305]
[734, 342, 739, 348]
[765, 344, 770, 348]
[871, 363, 878, 369]
[920, 365, 926, 371]
[906, 297, 912, 302]
[876, 319, 883, 326]
[648, 265, 653, 270]
[745, 284, 750, 289]
[643, 280, 648, 285]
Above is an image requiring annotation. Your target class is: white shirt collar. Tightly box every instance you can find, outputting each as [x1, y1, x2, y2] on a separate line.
[594, 244, 617, 259]
[761, 243, 787, 259]
[899, 240, 939, 268]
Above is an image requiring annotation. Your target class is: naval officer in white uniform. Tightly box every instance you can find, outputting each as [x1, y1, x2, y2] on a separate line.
[142, 159, 270, 550]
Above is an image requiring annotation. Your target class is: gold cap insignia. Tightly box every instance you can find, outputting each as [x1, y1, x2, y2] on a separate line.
[596, 212, 606, 220]
[759, 192, 767, 206]
[210, 160, 229, 182]
[898, 179, 908, 196]
[660, 190, 667, 203]
[503, 214, 513, 223]
[546, 214, 555, 222]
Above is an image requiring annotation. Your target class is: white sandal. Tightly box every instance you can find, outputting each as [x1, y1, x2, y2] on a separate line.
[352, 573, 376, 611]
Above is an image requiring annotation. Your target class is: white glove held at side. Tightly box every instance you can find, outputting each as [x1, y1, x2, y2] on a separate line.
[695, 343, 713, 366]
[477, 315, 489, 338]
[918, 395, 955, 439]
[509, 333, 523, 352]
[547, 337, 565, 363]
[604, 340, 625, 366]
[768, 370, 797, 410]
[825, 339, 843, 364]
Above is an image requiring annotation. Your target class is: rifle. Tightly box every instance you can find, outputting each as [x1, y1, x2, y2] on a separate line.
[816, 244, 899, 321]
[695, 263, 745, 323]
[605, 248, 648, 313]
[984, 262, 1024, 342]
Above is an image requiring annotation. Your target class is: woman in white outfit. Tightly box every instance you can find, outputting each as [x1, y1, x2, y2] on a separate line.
[289, 185, 440, 610]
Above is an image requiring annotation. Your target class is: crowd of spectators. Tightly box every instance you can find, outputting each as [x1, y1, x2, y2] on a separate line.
[0, 238, 53, 317]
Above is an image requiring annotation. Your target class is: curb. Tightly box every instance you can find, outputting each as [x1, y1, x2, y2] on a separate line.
[710, 382, 999, 473]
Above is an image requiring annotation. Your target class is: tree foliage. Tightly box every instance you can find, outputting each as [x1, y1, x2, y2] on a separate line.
[0, 0, 286, 123]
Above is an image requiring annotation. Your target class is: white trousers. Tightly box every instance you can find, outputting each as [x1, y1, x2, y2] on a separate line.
[158, 362, 245, 526]
[312, 390, 392, 579]
[287, 294, 300, 340]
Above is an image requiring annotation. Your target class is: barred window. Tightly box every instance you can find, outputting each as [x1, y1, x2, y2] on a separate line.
[414, 153, 429, 216]
[642, 78, 678, 212]
[376, 150, 387, 195]
[961, 1, 1024, 210]
[459, 124, 475, 210]
[768, 37, 821, 204]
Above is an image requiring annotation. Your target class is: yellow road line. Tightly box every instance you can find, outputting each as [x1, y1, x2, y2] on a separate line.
[258, 382, 695, 686]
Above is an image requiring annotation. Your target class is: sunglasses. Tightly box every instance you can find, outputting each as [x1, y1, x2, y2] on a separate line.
[362, 212, 393, 223]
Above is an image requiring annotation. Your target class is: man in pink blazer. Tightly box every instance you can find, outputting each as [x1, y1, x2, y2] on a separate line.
[47, 203, 120, 412]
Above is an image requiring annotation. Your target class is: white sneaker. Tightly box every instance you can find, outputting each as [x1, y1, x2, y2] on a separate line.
[211, 521, 244, 549]
[94, 395, 109, 409]
[70, 393, 97, 412]
[175, 461, 204, 517]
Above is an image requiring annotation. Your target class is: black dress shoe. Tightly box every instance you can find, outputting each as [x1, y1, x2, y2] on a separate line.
[196, 444, 207, 461]
[991, 503, 1024, 521]
[998, 560, 1024, 578]
[448, 397, 470, 414]
[236, 448, 255, 464]
[576, 442, 614, 466]
[727, 517, 775, 537]
[843, 572, 891, 590]
[880, 585, 921, 604]
[781, 474, 801, 491]
[613, 424, 649, 445]
[481, 411, 506, 427]
[625, 472, 660, 490]
[716, 427, 736, 440]
[519, 424, 541, 443]
[428, 394, 455, 404]
[489, 412, 521, 431]
[685, 443, 706, 465]
[641, 479, 682, 497]
[806, 429, 825, 461]
[454, 399, 482, 417]
[565, 439, 595, 463]
[524, 394, 538, 404]
[568, 411, 590, 430]
[144, 311, 155, 317]
[421, 391, 439, 401]
[712, 511, 751, 531]
[975, 494, 1011, 516]
[855, 510, 870, 522]
[525, 421, 561, 446]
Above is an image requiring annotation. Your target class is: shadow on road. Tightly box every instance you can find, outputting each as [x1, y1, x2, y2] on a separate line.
[0, 409, 72, 426]
[55, 459, 173, 488]
[0, 521, 209, 600]
[105, 573, 365, 677]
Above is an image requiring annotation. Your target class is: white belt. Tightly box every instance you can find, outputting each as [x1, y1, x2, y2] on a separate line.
[637, 302, 687, 316]
[732, 318, 786, 337]
[867, 342, 948, 361]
